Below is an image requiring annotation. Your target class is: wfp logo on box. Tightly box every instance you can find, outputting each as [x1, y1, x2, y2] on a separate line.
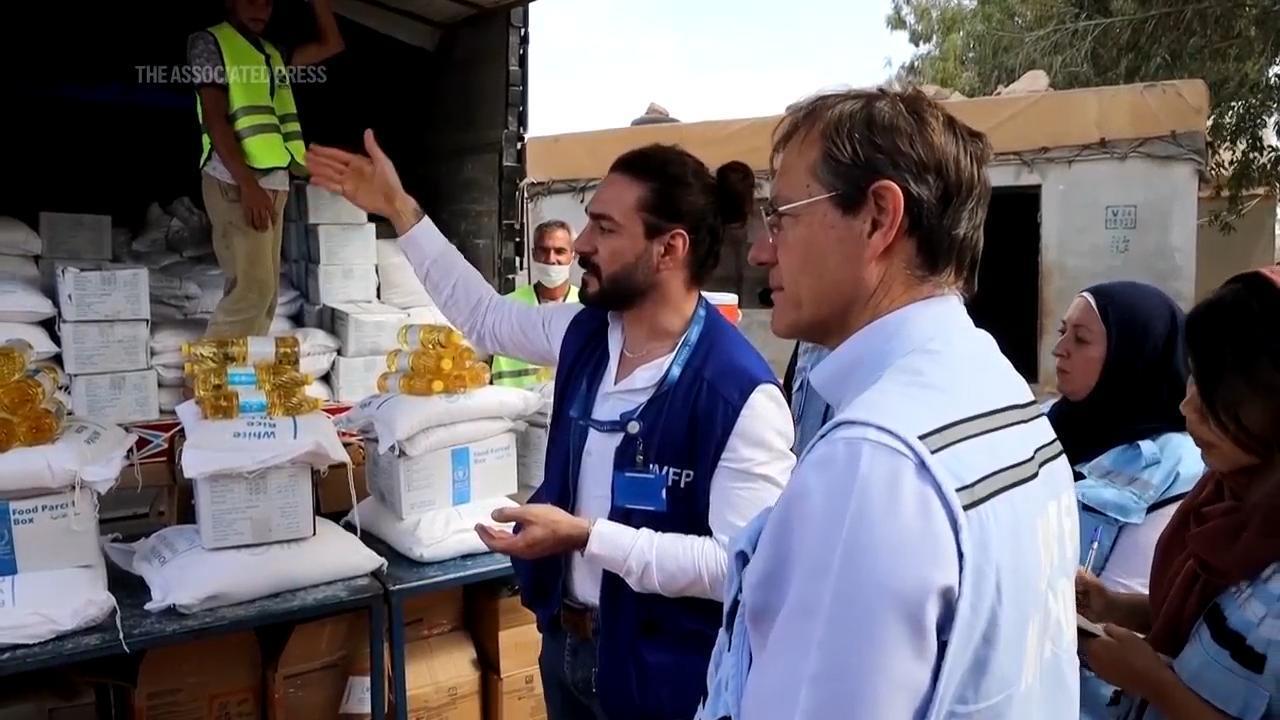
[0, 503, 15, 577]
[451, 447, 472, 505]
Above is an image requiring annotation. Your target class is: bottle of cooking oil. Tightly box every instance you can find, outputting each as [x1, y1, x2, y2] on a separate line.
[377, 372, 445, 396]
[17, 397, 67, 447]
[198, 388, 320, 419]
[385, 349, 456, 375]
[181, 336, 302, 368]
[0, 416, 18, 452]
[443, 364, 492, 394]
[186, 364, 312, 396]
[0, 365, 60, 415]
[465, 363, 491, 388]
[396, 324, 465, 350]
[0, 340, 34, 384]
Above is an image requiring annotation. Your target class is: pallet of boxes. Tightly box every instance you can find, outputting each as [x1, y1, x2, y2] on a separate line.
[338, 323, 544, 563]
[100, 333, 384, 621]
[0, 336, 137, 649]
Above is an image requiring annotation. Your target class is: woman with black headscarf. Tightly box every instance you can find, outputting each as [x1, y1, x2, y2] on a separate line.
[1048, 281, 1207, 719]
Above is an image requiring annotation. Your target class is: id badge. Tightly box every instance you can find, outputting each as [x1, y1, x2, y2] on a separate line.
[613, 469, 668, 512]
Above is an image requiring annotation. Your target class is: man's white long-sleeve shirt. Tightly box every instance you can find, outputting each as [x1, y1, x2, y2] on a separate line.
[398, 216, 795, 604]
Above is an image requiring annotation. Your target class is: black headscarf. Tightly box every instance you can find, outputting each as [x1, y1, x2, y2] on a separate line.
[1047, 281, 1190, 467]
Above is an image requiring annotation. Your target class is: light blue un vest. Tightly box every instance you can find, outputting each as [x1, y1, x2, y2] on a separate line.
[704, 307, 1080, 718]
[1075, 433, 1204, 719]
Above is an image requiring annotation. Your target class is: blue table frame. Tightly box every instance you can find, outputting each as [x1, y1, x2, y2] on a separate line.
[365, 539, 515, 720]
[0, 566, 389, 720]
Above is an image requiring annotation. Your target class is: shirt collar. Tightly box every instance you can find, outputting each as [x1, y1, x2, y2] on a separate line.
[809, 294, 968, 411]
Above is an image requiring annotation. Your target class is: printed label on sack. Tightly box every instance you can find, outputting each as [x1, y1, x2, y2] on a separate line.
[225, 365, 257, 387]
[339, 676, 373, 714]
[246, 337, 275, 365]
[238, 390, 269, 416]
[451, 446, 472, 505]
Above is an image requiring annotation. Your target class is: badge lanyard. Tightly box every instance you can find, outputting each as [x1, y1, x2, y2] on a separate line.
[569, 298, 709, 470]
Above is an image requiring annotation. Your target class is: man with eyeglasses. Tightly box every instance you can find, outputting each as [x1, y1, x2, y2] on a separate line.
[699, 89, 1079, 719]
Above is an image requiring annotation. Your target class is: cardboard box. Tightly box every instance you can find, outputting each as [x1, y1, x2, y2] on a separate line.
[308, 224, 378, 265]
[133, 632, 262, 720]
[37, 258, 111, 297]
[403, 632, 482, 720]
[60, 320, 151, 374]
[99, 459, 179, 538]
[193, 464, 317, 549]
[330, 356, 385, 403]
[307, 264, 378, 305]
[403, 588, 465, 643]
[55, 265, 150, 321]
[284, 221, 308, 261]
[468, 585, 539, 676]
[0, 488, 100, 577]
[317, 440, 370, 515]
[70, 369, 160, 424]
[484, 670, 546, 720]
[0, 679, 97, 720]
[268, 613, 358, 720]
[38, 212, 112, 260]
[300, 186, 369, 225]
[331, 302, 409, 357]
[366, 433, 518, 520]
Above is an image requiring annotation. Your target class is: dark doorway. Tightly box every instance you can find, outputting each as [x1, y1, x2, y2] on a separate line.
[967, 187, 1042, 383]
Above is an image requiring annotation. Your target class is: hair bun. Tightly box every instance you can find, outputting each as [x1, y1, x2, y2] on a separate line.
[715, 161, 755, 226]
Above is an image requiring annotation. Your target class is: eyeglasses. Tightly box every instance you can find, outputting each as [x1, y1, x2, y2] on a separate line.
[760, 191, 838, 243]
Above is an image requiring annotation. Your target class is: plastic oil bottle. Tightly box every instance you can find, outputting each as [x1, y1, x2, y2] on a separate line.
[396, 324, 464, 350]
[186, 364, 312, 396]
[443, 364, 491, 394]
[385, 349, 456, 375]
[0, 340, 34, 384]
[198, 389, 321, 419]
[377, 372, 445, 396]
[18, 397, 67, 447]
[0, 416, 18, 452]
[0, 365, 60, 415]
[181, 336, 302, 367]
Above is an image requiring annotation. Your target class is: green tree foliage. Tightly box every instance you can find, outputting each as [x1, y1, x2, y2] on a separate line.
[887, 1, 1280, 223]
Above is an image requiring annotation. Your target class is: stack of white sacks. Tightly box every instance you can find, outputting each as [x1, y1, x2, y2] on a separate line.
[103, 398, 383, 614]
[0, 417, 137, 646]
[516, 382, 556, 494]
[339, 385, 544, 563]
[0, 218, 65, 402]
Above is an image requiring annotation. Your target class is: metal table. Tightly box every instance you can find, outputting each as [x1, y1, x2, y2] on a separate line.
[0, 565, 389, 720]
[365, 538, 514, 720]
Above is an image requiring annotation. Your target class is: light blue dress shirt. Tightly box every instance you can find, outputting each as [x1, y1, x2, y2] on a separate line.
[738, 298, 964, 719]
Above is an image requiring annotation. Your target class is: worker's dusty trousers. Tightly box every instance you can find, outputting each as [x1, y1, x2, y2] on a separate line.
[201, 173, 288, 338]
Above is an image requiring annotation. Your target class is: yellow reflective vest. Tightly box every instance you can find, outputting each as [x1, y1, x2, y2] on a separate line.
[491, 283, 579, 388]
[196, 22, 306, 173]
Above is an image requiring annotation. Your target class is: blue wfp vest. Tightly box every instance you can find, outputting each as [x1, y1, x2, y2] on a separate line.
[1075, 433, 1205, 719]
[514, 298, 776, 720]
[1111, 563, 1280, 720]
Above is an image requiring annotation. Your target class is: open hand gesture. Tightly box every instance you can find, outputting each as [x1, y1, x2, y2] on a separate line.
[308, 129, 422, 233]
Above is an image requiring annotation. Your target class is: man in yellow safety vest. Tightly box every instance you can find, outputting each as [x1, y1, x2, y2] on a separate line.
[188, 0, 344, 337]
[491, 220, 580, 388]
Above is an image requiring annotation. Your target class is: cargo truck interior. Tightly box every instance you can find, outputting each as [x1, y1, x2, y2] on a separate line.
[3, 0, 528, 290]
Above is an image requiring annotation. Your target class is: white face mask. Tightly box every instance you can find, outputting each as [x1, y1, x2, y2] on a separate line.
[531, 261, 572, 288]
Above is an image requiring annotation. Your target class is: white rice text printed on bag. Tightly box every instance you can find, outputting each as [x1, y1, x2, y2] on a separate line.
[0, 418, 136, 495]
[176, 400, 348, 479]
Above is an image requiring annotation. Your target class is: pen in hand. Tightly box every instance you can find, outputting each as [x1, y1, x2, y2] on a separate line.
[1083, 526, 1103, 575]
